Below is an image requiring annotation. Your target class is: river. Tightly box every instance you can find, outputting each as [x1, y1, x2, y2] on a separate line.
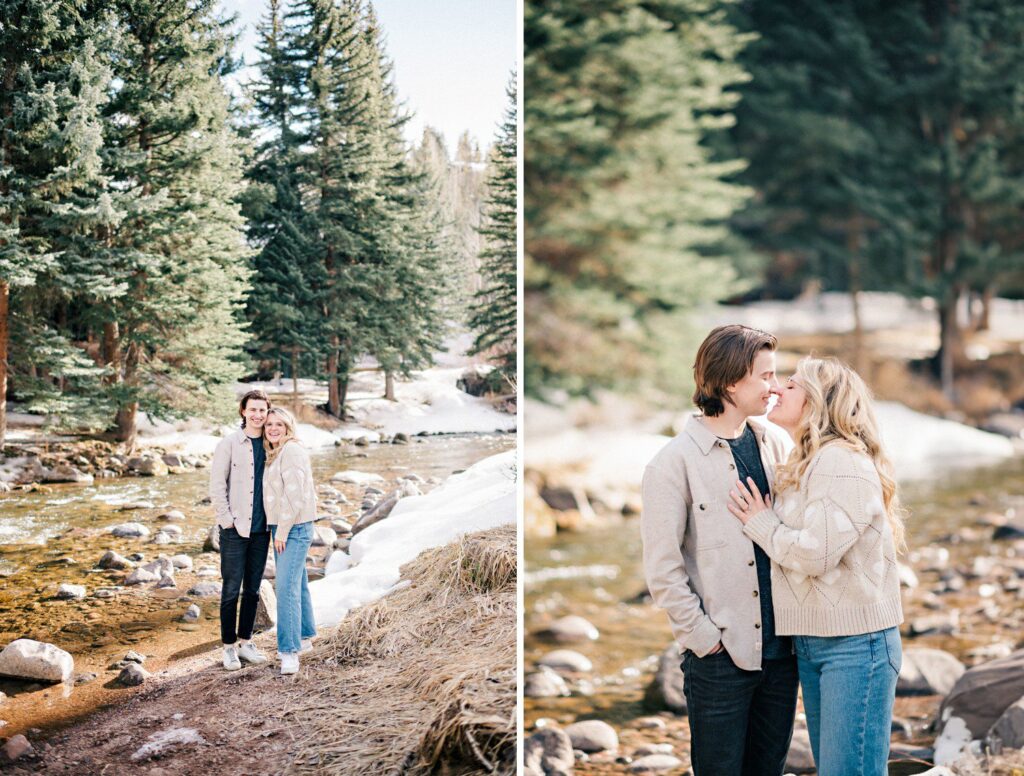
[0, 432, 514, 737]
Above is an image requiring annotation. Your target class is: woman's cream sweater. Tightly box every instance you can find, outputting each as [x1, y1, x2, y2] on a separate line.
[742, 441, 904, 637]
[263, 441, 317, 537]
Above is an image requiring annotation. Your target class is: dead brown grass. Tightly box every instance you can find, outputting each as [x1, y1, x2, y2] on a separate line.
[283, 525, 517, 776]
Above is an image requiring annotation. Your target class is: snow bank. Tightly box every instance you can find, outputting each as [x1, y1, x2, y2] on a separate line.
[309, 450, 516, 628]
[136, 416, 226, 457]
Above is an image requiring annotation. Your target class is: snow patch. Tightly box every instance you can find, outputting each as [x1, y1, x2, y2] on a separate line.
[934, 715, 975, 767]
[309, 450, 515, 628]
[130, 728, 207, 761]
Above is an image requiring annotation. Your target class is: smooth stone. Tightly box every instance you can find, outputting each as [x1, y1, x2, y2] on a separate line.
[93, 588, 117, 599]
[159, 510, 186, 521]
[330, 519, 352, 534]
[634, 743, 674, 756]
[42, 465, 93, 484]
[196, 566, 219, 578]
[254, 580, 277, 630]
[170, 555, 193, 571]
[0, 639, 74, 683]
[119, 501, 155, 510]
[182, 604, 201, 623]
[524, 667, 571, 698]
[330, 470, 384, 485]
[188, 582, 222, 597]
[141, 557, 174, 577]
[523, 727, 575, 776]
[74, 672, 97, 685]
[56, 584, 86, 600]
[3, 734, 32, 761]
[644, 642, 685, 714]
[126, 457, 168, 477]
[994, 524, 1024, 541]
[158, 524, 183, 537]
[897, 562, 919, 589]
[116, 663, 150, 686]
[910, 612, 959, 636]
[629, 754, 683, 772]
[130, 728, 206, 761]
[786, 728, 815, 773]
[898, 648, 966, 696]
[311, 526, 338, 547]
[538, 649, 593, 674]
[536, 615, 600, 644]
[203, 526, 220, 553]
[990, 695, 1024, 748]
[109, 523, 151, 538]
[124, 568, 159, 586]
[124, 650, 146, 664]
[157, 574, 176, 588]
[564, 720, 618, 753]
[351, 492, 400, 535]
[152, 532, 172, 545]
[97, 551, 134, 570]
[633, 717, 667, 730]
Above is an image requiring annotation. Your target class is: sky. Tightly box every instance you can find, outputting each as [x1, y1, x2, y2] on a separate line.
[219, 0, 517, 154]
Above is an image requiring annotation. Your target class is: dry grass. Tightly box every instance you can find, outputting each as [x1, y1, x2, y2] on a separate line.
[283, 525, 517, 775]
[945, 749, 1024, 775]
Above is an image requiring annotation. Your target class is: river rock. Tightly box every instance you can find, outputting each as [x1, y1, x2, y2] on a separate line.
[158, 524, 183, 537]
[74, 672, 97, 685]
[182, 604, 201, 623]
[152, 532, 172, 545]
[117, 663, 150, 686]
[0, 639, 74, 683]
[203, 526, 220, 553]
[188, 581, 222, 597]
[157, 573, 176, 588]
[127, 456, 168, 477]
[538, 650, 593, 674]
[910, 611, 959, 636]
[311, 525, 338, 547]
[109, 522, 151, 538]
[643, 642, 685, 714]
[399, 479, 421, 498]
[525, 667, 571, 698]
[897, 563, 919, 589]
[42, 465, 93, 485]
[119, 501, 155, 511]
[97, 550, 133, 570]
[254, 580, 277, 629]
[786, 727, 815, 773]
[124, 650, 146, 664]
[937, 649, 1024, 741]
[330, 519, 352, 534]
[3, 734, 32, 761]
[564, 720, 618, 753]
[170, 554, 193, 571]
[56, 583, 86, 600]
[196, 566, 219, 578]
[331, 470, 384, 485]
[159, 510, 187, 521]
[142, 557, 174, 577]
[351, 492, 400, 535]
[989, 695, 1024, 748]
[994, 523, 1024, 541]
[263, 554, 276, 579]
[898, 648, 966, 696]
[125, 568, 159, 585]
[629, 754, 683, 773]
[536, 615, 599, 644]
[161, 454, 186, 468]
[130, 727, 206, 761]
[523, 727, 574, 776]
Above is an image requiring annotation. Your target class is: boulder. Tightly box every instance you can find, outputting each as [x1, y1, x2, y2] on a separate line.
[525, 668, 571, 698]
[456, 366, 496, 396]
[786, 727, 815, 773]
[125, 568, 159, 586]
[254, 580, 277, 630]
[989, 695, 1024, 749]
[535, 615, 599, 644]
[643, 642, 686, 714]
[126, 456, 168, 477]
[523, 727, 574, 776]
[203, 525, 221, 553]
[109, 522, 151, 538]
[564, 719, 618, 753]
[161, 455, 186, 468]
[537, 649, 593, 674]
[97, 550, 134, 570]
[311, 525, 338, 547]
[56, 583, 86, 600]
[188, 582, 222, 597]
[42, 465, 93, 485]
[116, 662, 150, 686]
[0, 639, 74, 683]
[351, 492, 400, 535]
[898, 648, 966, 696]
[936, 649, 1024, 739]
[142, 557, 174, 577]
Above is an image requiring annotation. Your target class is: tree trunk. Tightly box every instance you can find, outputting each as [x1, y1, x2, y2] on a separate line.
[326, 346, 341, 419]
[291, 347, 299, 399]
[339, 376, 349, 421]
[938, 286, 965, 405]
[384, 370, 396, 401]
[113, 341, 139, 450]
[846, 214, 869, 380]
[0, 280, 8, 449]
[975, 285, 994, 332]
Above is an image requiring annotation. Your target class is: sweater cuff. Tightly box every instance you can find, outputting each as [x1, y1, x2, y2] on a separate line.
[682, 616, 724, 657]
[743, 508, 780, 549]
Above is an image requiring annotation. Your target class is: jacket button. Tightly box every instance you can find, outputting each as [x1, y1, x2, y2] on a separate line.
[752, 590, 759, 598]
[748, 560, 755, 567]
[718, 441, 727, 448]
[698, 503, 706, 511]
[728, 463, 735, 470]
[755, 623, 761, 629]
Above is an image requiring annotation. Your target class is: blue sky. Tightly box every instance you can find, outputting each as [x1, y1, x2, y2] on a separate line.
[219, 0, 517, 153]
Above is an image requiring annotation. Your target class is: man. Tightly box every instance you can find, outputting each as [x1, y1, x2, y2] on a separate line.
[641, 325, 798, 776]
[209, 389, 273, 670]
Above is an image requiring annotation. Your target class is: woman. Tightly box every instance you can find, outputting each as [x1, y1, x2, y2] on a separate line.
[263, 407, 318, 675]
[727, 357, 905, 776]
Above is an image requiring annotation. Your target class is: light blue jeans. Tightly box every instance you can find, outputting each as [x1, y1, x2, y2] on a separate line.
[270, 521, 317, 654]
[794, 627, 901, 776]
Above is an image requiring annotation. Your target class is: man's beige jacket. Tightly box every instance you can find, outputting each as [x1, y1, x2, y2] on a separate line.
[209, 429, 261, 538]
[641, 414, 789, 671]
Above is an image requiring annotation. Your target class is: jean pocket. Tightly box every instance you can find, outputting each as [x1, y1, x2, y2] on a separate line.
[883, 627, 902, 676]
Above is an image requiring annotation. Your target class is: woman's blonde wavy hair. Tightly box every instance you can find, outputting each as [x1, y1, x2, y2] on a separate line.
[263, 406, 299, 467]
[774, 357, 906, 553]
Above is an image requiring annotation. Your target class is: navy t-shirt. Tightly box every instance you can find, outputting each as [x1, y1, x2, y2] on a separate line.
[249, 436, 268, 534]
[726, 425, 792, 662]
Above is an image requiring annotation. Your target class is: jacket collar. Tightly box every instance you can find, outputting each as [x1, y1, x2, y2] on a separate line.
[684, 413, 768, 456]
[234, 428, 263, 446]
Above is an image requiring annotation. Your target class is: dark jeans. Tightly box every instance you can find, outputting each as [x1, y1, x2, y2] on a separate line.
[682, 650, 799, 776]
[219, 527, 270, 645]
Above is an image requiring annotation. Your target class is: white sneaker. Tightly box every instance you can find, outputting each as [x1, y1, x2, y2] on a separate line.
[280, 652, 299, 675]
[238, 642, 268, 665]
[223, 645, 241, 671]
[299, 638, 314, 654]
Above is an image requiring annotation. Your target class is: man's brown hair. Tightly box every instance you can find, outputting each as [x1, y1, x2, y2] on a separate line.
[692, 325, 777, 417]
[238, 389, 271, 428]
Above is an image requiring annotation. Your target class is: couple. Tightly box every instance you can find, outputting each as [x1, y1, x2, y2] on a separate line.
[208, 390, 318, 675]
[642, 325, 905, 776]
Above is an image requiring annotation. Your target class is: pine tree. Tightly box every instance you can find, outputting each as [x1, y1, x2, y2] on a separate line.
[525, 0, 754, 397]
[469, 76, 517, 388]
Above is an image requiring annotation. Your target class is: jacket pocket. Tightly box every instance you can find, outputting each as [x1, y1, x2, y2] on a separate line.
[692, 501, 732, 551]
